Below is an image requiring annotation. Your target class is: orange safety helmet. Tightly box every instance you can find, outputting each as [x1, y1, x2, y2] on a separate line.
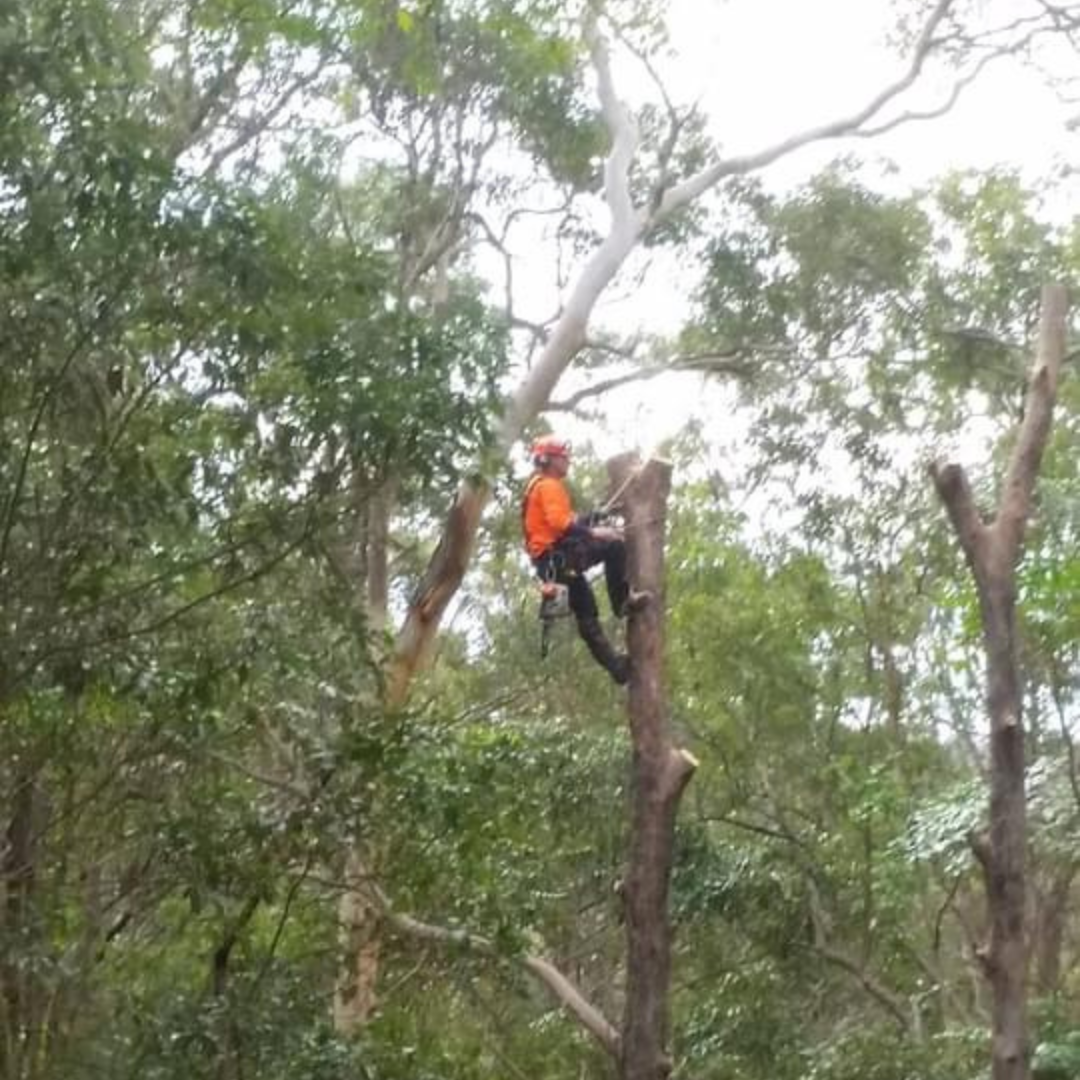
[530, 435, 571, 466]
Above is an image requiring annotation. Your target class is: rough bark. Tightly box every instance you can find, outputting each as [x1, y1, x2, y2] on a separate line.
[930, 283, 1069, 1080]
[611, 455, 697, 1080]
[360, 457, 695, 1076]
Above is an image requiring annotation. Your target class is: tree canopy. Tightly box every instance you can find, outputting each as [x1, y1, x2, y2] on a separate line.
[2, 1, 1080, 1079]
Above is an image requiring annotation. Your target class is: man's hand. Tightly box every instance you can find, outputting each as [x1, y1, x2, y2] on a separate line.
[590, 525, 623, 543]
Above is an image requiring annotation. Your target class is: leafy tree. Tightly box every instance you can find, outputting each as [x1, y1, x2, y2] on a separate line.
[0, 0, 510, 1074]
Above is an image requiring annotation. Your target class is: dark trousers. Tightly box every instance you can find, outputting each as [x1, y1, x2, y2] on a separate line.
[534, 534, 629, 620]
[534, 535, 630, 684]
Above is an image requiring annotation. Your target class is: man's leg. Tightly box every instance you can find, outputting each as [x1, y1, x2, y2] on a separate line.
[600, 539, 630, 617]
[569, 535, 629, 617]
[567, 575, 629, 685]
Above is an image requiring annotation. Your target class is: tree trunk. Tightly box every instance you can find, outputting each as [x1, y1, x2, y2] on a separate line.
[334, 475, 396, 1034]
[334, 848, 382, 1034]
[610, 455, 697, 1080]
[980, 568, 1029, 1080]
[365, 477, 394, 636]
[931, 283, 1069, 1080]
[386, 474, 489, 707]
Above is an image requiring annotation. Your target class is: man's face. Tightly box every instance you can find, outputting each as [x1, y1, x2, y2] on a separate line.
[549, 453, 570, 478]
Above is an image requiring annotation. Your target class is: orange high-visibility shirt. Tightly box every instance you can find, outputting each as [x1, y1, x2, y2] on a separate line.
[522, 474, 576, 558]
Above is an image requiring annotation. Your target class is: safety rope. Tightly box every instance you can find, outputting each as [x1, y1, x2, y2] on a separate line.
[598, 463, 643, 516]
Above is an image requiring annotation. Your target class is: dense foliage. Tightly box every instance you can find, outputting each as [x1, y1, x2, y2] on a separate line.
[2, 0, 1079, 1078]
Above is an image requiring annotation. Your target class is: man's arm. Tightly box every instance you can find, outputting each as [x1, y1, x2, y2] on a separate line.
[538, 479, 589, 540]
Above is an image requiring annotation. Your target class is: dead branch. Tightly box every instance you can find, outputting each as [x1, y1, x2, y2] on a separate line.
[806, 878, 911, 1030]
[378, 899, 620, 1059]
[929, 462, 989, 571]
[996, 284, 1069, 558]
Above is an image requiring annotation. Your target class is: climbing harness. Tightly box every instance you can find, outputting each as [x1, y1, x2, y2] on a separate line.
[524, 460, 646, 662]
[597, 463, 643, 517]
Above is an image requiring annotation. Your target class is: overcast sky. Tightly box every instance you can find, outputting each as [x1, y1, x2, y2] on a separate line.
[663, 0, 1076, 187]
[551, 0, 1079, 461]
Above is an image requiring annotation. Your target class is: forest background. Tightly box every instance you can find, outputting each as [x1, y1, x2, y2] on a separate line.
[3, 1, 1080, 1079]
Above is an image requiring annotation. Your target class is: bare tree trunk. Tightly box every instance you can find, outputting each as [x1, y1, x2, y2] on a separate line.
[386, 475, 487, 707]
[931, 283, 1069, 1080]
[611, 455, 697, 1080]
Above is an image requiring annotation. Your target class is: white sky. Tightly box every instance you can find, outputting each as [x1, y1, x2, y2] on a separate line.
[546, 0, 1079, 464]
[663, 0, 1075, 184]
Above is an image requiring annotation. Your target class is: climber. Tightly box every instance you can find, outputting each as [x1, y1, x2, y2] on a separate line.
[521, 435, 642, 686]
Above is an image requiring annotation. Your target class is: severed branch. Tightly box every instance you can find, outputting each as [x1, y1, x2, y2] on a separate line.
[995, 285, 1068, 557]
[806, 879, 911, 1030]
[931, 284, 1067, 568]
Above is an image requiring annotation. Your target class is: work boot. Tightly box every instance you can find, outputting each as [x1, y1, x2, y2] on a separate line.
[615, 588, 653, 618]
[609, 652, 631, 685]
[577, 617, 631, 686]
